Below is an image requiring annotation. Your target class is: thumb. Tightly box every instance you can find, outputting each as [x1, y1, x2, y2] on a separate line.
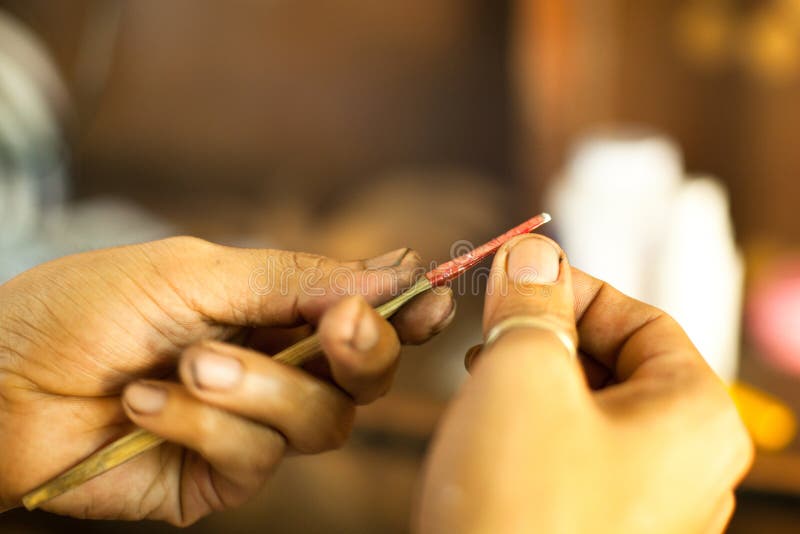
[145, 237, 420, 328]
[477, 234, 584, 394]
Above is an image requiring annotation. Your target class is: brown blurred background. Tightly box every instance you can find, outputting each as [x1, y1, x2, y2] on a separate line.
[2, 0, 800, 532]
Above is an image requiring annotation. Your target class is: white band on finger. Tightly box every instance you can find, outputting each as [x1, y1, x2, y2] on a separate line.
[484, 315, 578, 358]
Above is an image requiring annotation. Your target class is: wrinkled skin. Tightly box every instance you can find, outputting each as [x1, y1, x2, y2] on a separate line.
[417, 235, 753, 534]
[0, 237, 455, 525]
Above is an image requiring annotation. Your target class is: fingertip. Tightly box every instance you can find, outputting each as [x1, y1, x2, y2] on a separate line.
[318, 295, 367, 349]
[398, 248, 424, 270]
[392, 286, 456, 344]
[464, 344, 484, 372]
[123, 381, 167, 417]
[493, 234, 566, 281]
[498, 233, 564, 257]
[434, 294, 458, 335]
[351, 305, 380, 353]
[319, 295, 371, 370]
[484, 234, 575, 331]
[319, 294, 400, 403]
[507, 236, 562, 284]
[178, 340, 213, 390]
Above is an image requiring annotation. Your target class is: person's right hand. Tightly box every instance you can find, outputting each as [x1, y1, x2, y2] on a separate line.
[417, 234, 753, 534]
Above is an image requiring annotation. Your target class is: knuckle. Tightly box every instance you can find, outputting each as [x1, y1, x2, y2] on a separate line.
[403, 249, 423, 268]
[193, 412, 225, 457]
[362, 343, 401, 377]
[704, 386, 755, 478]
[279, 250, 328, 271]
[265, 385, 296, 420]
[160, 235, 214, 254]
[196, 410, 222, 438]
[250, 438, 282, 478]
[356, 381, 393, 405]
[293, 389, 354, 453]
[738, 431, 756, 475]
[727, 408, 755, 474]
[313, 406, 355, 452]
[258, 374, 307, 423]
[250, 454, 278, 480]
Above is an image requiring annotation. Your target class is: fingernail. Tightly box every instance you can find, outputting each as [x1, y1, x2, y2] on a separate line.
[398, 249, 423, 269]
[365, 247, 412, 269]
[191, 352, 243, 391]
[351, 301, 379, 352]
[464, 344, 483, 371]
[431, 298, 457, 335]
[125, 383, 167, 415]
[506, 236, 561, 284]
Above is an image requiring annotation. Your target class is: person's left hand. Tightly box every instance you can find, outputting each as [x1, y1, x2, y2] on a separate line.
[0, 237, 455, 524]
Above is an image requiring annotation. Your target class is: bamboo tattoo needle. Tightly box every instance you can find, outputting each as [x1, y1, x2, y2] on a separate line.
[22, 213, 551, 510]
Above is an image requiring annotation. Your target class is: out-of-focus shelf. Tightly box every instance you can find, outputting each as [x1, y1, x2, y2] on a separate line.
[745, 452, 800, 495]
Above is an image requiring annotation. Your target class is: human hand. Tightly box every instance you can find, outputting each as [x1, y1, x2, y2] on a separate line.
[416, 234, 752, 533]
[0, 237, 455, 524]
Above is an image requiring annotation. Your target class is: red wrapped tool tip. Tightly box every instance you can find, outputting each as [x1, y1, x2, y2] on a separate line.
[425, 212, 552, 287]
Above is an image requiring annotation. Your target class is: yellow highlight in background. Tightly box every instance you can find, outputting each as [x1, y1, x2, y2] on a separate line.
[730, 381, 798, 452]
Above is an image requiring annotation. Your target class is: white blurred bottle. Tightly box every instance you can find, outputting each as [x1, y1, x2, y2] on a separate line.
[651, 178, 743, 382]
[548, 129, 684, 299]
[548, 129, 743, 382]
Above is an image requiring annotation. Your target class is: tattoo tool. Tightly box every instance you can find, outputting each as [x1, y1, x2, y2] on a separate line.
[22, 212, 551, 510]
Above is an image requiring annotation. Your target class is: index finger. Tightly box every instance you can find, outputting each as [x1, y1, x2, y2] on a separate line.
[570, 267, 698, 382]
[140, 238, 455, 340]
[573, 268, 754, 492]
[155, 239, 419, 326]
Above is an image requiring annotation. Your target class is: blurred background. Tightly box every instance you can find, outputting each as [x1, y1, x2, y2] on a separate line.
[2, 0, 800, 532]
